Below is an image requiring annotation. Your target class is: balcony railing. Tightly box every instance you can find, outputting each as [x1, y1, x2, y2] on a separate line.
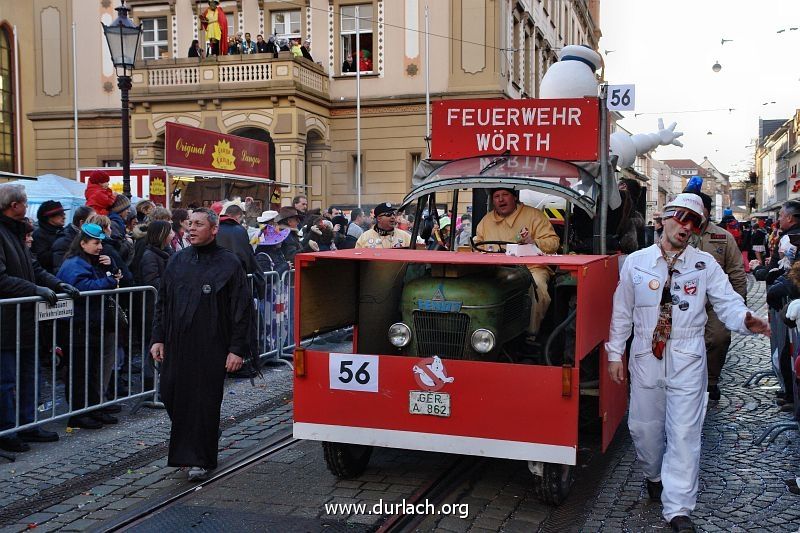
[131, 52, 329, 99]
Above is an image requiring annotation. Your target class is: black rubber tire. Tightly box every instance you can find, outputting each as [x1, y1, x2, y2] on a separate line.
[322, 441, 373, 478]
[531, 462, 575, 505]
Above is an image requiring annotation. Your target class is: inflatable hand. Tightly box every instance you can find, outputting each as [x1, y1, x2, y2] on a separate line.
[610, 118, 683, 168]
[785, 299, 800, 322]
[657, 119, 684, 148]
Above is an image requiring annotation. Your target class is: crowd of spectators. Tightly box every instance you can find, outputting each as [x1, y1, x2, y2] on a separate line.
[189, 34, 313, 61]
[0, 182, 424, 452]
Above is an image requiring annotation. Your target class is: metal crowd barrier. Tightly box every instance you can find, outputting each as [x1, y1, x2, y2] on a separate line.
[1, 271, 296, 442]
[0, 286, 159, 440]
[250, 269, 295, 369]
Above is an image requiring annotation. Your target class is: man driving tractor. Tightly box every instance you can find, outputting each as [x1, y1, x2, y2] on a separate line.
[475, 187, 560, 342]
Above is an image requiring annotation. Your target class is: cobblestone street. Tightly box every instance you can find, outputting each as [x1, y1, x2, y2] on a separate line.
[1, 279, 799, 532]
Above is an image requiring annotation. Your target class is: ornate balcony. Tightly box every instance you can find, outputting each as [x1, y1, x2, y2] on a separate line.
[130, 52, 329, 102]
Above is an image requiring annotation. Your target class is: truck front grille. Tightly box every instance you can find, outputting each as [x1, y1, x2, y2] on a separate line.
[412, 311, 470, 360]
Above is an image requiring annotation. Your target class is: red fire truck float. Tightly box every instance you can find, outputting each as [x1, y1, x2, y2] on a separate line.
[292, 95, 628, 504]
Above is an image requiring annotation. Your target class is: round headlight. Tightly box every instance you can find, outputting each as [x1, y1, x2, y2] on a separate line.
[388, 322, 411, 348]
[471, 329, 496, 354]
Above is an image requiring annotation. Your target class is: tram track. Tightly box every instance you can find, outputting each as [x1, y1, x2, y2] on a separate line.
[101, 428, 299, 532]
[0, 391, 293, 527]
[375, 456, 484, 533]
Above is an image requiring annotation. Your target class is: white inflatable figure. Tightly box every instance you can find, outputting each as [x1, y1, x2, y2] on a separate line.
[539, 44, 684, 169]
[540, 44, 602, 99]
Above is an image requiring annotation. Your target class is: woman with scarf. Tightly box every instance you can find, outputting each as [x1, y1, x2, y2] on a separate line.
[57, 224, 122, 429]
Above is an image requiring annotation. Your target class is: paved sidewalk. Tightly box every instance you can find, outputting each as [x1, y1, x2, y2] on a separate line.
[0, 366, 294, 532]
[582, 278, 800, 531]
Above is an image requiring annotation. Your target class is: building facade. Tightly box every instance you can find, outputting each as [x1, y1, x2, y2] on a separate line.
[755, 111, 800, 214]
[1, 0, 600, 208]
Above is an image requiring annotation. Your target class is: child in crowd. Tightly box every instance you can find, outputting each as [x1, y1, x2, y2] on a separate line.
[84, 170, 116, 216]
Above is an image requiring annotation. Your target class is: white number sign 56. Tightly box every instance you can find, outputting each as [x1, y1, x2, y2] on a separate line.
[607, 84, 635, 111]
[329, 353, 379, 392]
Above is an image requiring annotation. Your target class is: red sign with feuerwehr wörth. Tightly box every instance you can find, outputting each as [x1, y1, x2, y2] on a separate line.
[164, 122, 271, 179]
[431, 98, 600, 161]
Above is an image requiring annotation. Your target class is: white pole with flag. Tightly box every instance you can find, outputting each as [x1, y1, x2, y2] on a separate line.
[355, 5, 362, 209]
[72, 22, 80, 181]
[424, 1, 430, 157]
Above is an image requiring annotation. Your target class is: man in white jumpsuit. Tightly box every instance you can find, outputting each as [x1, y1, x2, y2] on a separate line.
[606, 193, 770, 533]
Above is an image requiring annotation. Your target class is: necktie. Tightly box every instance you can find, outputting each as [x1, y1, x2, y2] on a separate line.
[651, 246, 684, 359]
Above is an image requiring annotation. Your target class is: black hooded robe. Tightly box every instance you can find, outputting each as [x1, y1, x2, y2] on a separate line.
[151, 241, 252, 469]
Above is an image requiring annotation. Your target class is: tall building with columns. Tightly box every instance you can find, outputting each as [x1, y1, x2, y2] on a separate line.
[0, 0, 600, 208]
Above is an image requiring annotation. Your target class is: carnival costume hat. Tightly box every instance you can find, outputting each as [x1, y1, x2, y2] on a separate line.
[664, 193, 706, 221]
[81, 223, 106, 240]
[258, 224, 290, 246]
[257, 210, 279, 223]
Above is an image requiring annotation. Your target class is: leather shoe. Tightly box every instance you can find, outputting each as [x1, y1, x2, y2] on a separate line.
[0, 435, 30, 453]
[669, 515, 696, 532]
[91, 412, 118, 425]
[707, 384, 721, 402]
[68, 415, 103, 430]
[646, 478, 663, 500]
[18, 428, 59, 443]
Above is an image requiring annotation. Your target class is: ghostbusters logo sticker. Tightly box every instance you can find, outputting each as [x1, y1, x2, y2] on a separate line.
[412, 356, 455, 392]
[683, 279, 698, 296]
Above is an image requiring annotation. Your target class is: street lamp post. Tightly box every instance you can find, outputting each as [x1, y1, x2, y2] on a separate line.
[102, 1, 142, 199]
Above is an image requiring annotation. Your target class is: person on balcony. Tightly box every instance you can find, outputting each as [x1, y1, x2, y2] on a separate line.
[188, 39, 204, 58]
[301, 39, 313, 61]
[227, 36, 240, 55]
[199, 0, 228, 56]
[290, 38, 303, 58]
[242, 32, 257, 55]
[256, 35, 268, 54]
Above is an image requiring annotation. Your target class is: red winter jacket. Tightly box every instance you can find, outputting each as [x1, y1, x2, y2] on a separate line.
[85, 183, 116, 215]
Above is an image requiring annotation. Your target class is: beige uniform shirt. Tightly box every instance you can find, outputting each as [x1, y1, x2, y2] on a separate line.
[475, 204, 559, 253]
[691, 221, 747, 299]
[355, 227, 412, 249]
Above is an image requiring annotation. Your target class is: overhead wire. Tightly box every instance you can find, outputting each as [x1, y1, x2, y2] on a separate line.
[263, 0, 558, 56]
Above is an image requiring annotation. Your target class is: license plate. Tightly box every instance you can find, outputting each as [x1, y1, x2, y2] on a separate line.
[409, 391, 450, 417]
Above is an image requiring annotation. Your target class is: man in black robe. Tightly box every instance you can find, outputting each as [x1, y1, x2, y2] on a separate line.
[150, 207, 251, 480]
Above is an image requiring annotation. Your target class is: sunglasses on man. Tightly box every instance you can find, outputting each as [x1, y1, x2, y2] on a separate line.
[663, 209, 703, 233]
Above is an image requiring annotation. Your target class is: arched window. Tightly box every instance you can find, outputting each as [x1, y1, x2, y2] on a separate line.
[0, 26, 14, 173]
